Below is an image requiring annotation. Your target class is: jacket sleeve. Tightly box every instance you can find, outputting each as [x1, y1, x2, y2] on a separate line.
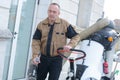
[32, 28, 41, 58]
[66, 25, 81, 48]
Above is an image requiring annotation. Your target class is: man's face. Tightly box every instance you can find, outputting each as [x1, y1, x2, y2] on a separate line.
[48, 5, 60, 21]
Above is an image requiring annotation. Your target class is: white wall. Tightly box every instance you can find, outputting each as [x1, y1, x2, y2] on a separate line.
[0, 8, 10, 29]
[0, 41, 9, 80]
[0, 0, 11, 29]
[0, 0, 11, 8]
[77, 0, 104, 28]
[0, 0, 12, 79]
[89, 0, 105, 25]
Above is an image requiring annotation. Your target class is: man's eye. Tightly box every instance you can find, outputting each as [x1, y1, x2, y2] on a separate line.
[49, 10, 57, 13]
[48, 10, 52, 12]
[53, 11, 57, 13]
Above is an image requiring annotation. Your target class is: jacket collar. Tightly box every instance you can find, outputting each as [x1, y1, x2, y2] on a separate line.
[42, 17, 61, 25]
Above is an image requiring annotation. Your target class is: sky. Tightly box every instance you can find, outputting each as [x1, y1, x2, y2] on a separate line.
[104, 0, 120, 20]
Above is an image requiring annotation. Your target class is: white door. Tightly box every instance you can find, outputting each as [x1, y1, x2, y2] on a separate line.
[7, 0, 37, 80]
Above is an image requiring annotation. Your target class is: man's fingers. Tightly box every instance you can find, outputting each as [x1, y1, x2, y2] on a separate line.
[32, 57, 40, 65]
[33, 60, 39, 65]
[63, 45, 72, 53]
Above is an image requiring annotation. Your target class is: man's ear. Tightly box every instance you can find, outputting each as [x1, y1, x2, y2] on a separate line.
[58, 11, 60, 15]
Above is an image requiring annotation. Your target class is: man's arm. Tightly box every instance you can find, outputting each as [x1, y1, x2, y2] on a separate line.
[32, 28, 41, 60]
[65, 25, 80, 48]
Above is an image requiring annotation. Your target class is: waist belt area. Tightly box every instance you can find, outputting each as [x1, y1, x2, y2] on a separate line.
[41, 54, 62, 60]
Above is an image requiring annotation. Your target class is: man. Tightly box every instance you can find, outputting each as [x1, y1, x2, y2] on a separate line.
[32, 3, 111, 80]
[32, 3, 80, 80]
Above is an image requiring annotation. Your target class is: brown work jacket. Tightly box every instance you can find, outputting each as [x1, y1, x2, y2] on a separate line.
[32, 17, 80, 58]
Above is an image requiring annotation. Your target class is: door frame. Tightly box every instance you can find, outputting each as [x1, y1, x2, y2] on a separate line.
[7, 0, 23, 80]
[7, 0, 38, 80]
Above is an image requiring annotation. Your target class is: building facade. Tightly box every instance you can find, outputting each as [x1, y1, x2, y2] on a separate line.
[0, 0, 104, 80]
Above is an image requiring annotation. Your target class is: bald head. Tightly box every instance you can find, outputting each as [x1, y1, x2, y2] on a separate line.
[50, 3, 60, 9]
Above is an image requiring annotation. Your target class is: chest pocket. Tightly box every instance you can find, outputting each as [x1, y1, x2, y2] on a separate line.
[52, 23, 65, 42]
[54, 30, 66, 43]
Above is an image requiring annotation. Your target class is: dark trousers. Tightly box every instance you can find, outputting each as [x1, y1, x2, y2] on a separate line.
[37, 55, 63, 80]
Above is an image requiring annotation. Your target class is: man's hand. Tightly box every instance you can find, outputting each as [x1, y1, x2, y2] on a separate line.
[63, 45, 72, 52]
[32, 56, 40, 65]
